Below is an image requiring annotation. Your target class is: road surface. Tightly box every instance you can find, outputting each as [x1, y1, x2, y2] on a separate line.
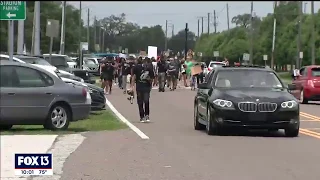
[61, 87, 320, 180]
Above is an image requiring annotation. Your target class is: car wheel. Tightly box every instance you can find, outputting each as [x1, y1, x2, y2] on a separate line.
[44, 104, 70, 131]
[284, 124, 299, 137]
[299, 90, 308, 104]
[206, 108, 220, 135]
[194, 103, 205, 130]
[0, 125, 13, 130]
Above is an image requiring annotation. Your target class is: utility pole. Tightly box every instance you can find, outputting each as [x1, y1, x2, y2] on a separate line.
[271, 1, 277, 69]
[102, 30, 105, 52]
[197, 19, 200, 38]
[297, 1, 302, 69]
[201, 17, 204, 34]
[87, 8, 90, 52]
[99, 23, 102, 52]
[184, 23, 189, 60]
[93, 16, 96, 52]
[226, 3, 230, 30]
[165, 20, 168, 51]
[213, 10, 217, 33]
[17, 20, 24, 54]
[34, 1, 40, 55]
[79, 1, 82, 68]
[172, 24, 174, 37]
[249, 1, 254, 64]
[60, 1, 66, 54]
[311, 1, 315, 65]
[207, 12, 210, 34]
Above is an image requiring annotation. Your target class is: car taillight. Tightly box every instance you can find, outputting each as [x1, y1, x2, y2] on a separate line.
[82, 88, 87, 97]
[307, 80, 314, 88]
[208, 68, 211, 71]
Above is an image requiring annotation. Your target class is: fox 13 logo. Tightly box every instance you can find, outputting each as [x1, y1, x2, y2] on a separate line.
[14, 154, 53, 176]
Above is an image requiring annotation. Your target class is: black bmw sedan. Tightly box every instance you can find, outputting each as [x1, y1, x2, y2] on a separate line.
[194, 66, 299, 137]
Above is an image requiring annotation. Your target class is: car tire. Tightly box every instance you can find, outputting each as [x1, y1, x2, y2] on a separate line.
[284, 124, 299, 137]
[194, 103, 205, 130]
[44, 104, 71, 131]
[206, 107, 221, 135]
[0, 125, 13, 130]
[299, 90, 308, 104]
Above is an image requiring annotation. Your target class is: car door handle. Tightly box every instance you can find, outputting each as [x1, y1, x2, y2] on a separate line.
[45, 92, 53, 95]
[7, 93, 15, 95]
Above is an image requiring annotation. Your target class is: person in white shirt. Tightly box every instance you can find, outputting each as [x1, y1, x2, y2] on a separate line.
[151, 57, 158, 86]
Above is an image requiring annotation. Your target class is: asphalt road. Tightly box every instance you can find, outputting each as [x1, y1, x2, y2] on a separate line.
[61, 87, 320, 180]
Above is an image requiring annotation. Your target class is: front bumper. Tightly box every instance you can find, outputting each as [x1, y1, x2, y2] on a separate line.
[212, 108, 299, 129]
[91, 92, 106, 110]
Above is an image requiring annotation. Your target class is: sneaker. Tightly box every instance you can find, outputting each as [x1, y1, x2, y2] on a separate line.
[145, 115, 150, 122]
[140, 117, 146, 123]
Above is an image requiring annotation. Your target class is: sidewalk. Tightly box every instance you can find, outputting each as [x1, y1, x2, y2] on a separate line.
[0, 135, 58, 179]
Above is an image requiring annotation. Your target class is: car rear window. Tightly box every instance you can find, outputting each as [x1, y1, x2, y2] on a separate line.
[311, 68, 320, 77]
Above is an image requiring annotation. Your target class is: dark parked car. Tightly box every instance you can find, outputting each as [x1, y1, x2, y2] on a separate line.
[86, 83, 106, 110]
[41, 54, 95, 84]
[0, 60, 91, 130]
[194, 65, 300, 137]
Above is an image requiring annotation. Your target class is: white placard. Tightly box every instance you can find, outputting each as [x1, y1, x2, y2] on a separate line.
[81, 42, 88, 51]
[147, 46, 158, 59]
[243, 53, 250, 61]
[213, 51, 219, 57]
[263, 55, 268, 61]
[299, 51, 303, 59]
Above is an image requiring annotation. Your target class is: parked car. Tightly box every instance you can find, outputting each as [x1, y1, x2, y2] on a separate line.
[0, 54, 85, 83]
[194, 65, 299, 137]
[0, 60, 91, 130]
[208, 61, 226, 72]
[45, 68, 105, 110]
[291, 65, 320, 103]
[83, 58, 100, 76]
[41, 54, 95, 84]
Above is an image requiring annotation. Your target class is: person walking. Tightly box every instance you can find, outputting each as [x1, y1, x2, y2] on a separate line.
[121, 57, 133, 93]
[100, 57, 115, 95]
[167, 57, 178, 91]
[130, 57, 155, 122]
[157, 56, 167, 92]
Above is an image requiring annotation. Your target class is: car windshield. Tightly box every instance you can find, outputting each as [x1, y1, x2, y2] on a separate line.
[215, 70, 283, 88]
[49, 56, 68, 67]
[85, 59, 96, 65]
[311, 68, 320, 77]
[18, 57, 52, 66]
[210, 62, 225, 68]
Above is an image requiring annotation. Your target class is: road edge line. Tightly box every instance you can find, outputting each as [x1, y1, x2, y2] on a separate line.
[105, 97, 150, 140]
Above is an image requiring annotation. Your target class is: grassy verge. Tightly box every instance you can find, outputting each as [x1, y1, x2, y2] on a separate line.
[1, 110, 127, 135]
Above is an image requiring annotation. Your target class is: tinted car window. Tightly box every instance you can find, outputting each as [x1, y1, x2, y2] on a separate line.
[214, 70, 283, 88]
[18, 57, 52, 66]
[311, 68, 320, 77]
[0, 66, 13, 87]
[46, 56, 68, 67]
[15, 66, 53, 87]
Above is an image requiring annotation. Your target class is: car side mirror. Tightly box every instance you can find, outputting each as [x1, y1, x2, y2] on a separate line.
[287, 84, 296, 90]
[198, 83, 208, 89]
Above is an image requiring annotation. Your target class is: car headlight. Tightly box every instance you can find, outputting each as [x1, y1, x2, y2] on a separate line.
[80, 78, 84, 83]
[86, 72, 89, 76]
[281, 100, 298, 109]
[213, 99, 234, 108]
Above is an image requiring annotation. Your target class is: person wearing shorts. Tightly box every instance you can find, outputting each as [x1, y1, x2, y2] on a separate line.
[101, 59, 115, 95]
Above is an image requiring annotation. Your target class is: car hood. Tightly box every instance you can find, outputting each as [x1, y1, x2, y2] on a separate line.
[215, 88, 296, 102]
[58, 67, 87, 73]
[85, 83, 104, 92]
[67, 62, 77, 65]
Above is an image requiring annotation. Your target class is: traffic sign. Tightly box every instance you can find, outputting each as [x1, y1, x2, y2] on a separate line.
[243, 53, 250, 61]
[0, 1, 26, 20]
[213, 51, 219, 57]
[263, 55, 268, 61]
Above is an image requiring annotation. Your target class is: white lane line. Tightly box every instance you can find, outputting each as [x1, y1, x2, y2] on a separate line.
[105, 97, 150, 140]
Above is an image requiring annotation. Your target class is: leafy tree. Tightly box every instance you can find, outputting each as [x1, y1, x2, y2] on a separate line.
[167, 30, 196, 53]
[194, 2, 320, 67]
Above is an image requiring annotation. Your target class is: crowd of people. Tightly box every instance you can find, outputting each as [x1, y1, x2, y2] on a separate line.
[99, 54, 205, 122]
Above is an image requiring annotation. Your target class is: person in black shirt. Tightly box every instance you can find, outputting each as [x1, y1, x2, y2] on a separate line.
[157, 57, 168, 92]
[101, 58, 115, 94]
[197, 63, 205, 86]
[121, 57, 133, 93]
[130, 57, 155, 122]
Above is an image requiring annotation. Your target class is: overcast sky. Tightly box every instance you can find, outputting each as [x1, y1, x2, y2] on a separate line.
[68, 1, 320, 37]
